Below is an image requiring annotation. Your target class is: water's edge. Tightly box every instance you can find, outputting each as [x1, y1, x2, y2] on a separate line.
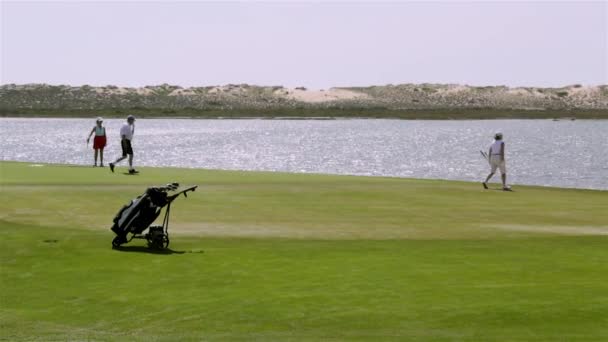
[1, 160, 605, 192]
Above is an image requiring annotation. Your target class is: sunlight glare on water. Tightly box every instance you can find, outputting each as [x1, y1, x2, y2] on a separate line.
[1, 118, 606, 190]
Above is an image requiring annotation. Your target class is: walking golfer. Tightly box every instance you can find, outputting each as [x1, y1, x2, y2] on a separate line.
[86, 117, 106, 167]
[482, 132, 510, 191]
[109, 115, 138, 174]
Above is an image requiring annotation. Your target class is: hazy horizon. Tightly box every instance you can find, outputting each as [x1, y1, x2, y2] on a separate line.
[1, 1, 606, 89]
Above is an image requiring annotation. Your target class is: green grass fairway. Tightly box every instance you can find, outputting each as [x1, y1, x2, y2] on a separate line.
[1, 162, 607, 341]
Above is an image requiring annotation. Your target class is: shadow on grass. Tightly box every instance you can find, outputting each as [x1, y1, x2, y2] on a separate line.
[489, 188, 515, 192]
[112, 245, 187, 255]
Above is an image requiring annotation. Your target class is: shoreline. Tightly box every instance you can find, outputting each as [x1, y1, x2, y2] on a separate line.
[0, 115, 594, 121]
[2, 161, 605, 192]
[2, 107, 607, 120]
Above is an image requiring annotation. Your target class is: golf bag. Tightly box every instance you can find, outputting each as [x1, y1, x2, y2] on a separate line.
[111, 183, 197, 249]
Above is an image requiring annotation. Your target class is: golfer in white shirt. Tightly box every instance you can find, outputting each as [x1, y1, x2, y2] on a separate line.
[483, 132, 510, 191]
[110, 115, 138, 174]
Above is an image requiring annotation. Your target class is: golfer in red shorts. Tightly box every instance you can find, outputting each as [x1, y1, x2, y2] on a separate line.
[86, 117, 107, 167]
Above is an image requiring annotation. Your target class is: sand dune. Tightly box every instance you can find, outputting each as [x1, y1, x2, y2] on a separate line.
[275, 87, 369, 103]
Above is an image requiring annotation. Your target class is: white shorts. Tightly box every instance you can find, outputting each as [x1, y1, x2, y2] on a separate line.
[489, 155, 506, 174]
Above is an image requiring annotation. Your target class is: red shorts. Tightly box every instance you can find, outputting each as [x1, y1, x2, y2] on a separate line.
[93, 136, 106, 149]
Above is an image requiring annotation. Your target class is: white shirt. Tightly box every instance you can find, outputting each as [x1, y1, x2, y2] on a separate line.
[490, 140, 504, 155]
[120, 123, 134, 140]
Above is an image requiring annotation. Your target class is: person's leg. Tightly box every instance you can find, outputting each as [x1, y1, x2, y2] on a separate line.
[94, 149, 98, 166]
[126, 141, 137, 173]
[127, 153, 139, 174]
[113, 140, 129, 165]
[99, 149, 104, 166]
[127, 154, 139, 174]
[110, 155, 126, 173]
[500, 161, 508, 189]
[483, 159, 498, 188]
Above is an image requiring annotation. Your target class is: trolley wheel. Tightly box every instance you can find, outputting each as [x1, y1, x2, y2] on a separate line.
[161, 235, 170, 249]
[112, 236, 123, 248]
[148, 234, 169, 250]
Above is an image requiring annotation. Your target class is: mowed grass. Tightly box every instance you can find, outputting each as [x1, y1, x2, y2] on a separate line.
[1, 162, 607, 341]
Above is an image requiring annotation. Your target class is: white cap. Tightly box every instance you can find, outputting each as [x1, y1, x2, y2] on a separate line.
[96, 117, 103, 122]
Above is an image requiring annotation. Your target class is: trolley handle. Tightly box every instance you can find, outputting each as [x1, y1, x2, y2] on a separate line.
[167, 185, 198, 201]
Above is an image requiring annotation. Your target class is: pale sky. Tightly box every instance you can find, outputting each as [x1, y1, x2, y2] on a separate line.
[1, 0, 606, 89]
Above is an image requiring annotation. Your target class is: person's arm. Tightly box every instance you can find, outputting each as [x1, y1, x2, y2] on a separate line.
[120, 125, 127, 142]
[500, 142, 505, 161]
[86, 127, 95, 142]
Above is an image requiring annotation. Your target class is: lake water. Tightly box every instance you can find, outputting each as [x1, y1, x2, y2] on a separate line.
[1, 118, 606, 190]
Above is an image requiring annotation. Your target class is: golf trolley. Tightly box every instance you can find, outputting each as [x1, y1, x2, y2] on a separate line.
[111, 183, 197, 249]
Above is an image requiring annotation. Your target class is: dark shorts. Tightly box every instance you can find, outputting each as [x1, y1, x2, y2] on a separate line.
[121, 139, 133, 157]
